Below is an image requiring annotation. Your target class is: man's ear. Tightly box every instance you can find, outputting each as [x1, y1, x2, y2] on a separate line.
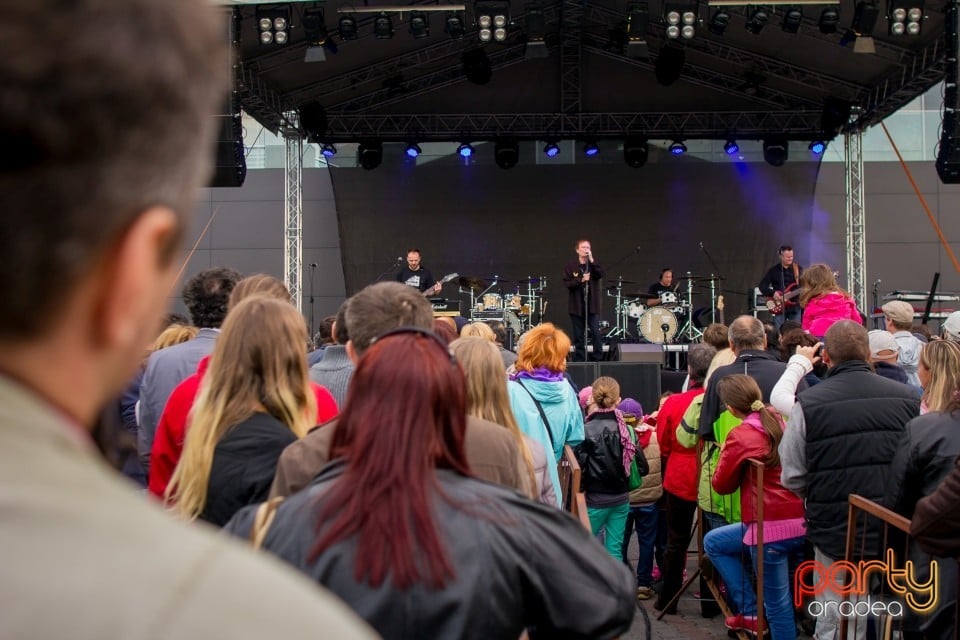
[346, 340, 359, 364]
[92, 206, 179, 350]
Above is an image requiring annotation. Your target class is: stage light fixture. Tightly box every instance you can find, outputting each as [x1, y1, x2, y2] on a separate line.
[663, 2, 696, 39]
[405, 142, 422, 158]
[627, 3, 650, 59]
[339, 14, 359, 40]
[321, 143, 337, 158]
[669, 140, 687, 155]
[724, 140, 739, 155]
[457, 142, 475, 158]
[763, 137, 789, 166]
[408, 10, 430, 38]
[303, 8, 332, 61]
[543, 142, 560, 158]
[524, 6, 549, 59]
[495, 139, 519, 169]
[809, 140, 826, 155]
[654, 43, 685, 86]
[583, 141, 600, 157]
[887, 0, 923, 35]
[358, 141, 383, 170]
[476, 2, 510, 42]
[374, 12, 395, 38]
[462, 48, 493, 84]
[256, 6, 291, 46]
[818, 7, 839, 33]
[624, 137, 649, 168]
[708, 9, 730, 34]
[781, 6, 802, 33]
[445, 12, 466, 38]
[849, 1, 879, 52]
[745, 7, 769, 34]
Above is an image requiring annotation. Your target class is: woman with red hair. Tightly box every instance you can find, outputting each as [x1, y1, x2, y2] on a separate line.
[225, 328, 634, 639]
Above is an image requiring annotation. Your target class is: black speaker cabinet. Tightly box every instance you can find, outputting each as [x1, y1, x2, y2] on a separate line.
[209, 96, 246, 188]
[598, 362, 662, 416]
[619, 343, 666, 365]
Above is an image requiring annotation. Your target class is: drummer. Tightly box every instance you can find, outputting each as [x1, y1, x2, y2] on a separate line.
[646, 268, 675, 307]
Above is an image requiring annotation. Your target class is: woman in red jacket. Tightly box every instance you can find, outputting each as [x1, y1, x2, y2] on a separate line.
[703, 375, 805, 640]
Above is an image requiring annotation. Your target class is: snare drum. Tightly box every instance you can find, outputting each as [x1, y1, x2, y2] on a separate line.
[660, 291, 678, 309]
[482, 293, 502, 310]
[628, 302, 645, 319]
[639, 307, 678, 344]
[505, 294, 522, 310]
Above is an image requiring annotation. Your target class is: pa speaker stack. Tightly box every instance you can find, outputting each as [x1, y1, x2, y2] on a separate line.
[936, 0, 960, 184]
[209, 94, 247, 188]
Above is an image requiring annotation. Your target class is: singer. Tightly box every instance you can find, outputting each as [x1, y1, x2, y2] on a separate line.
[563, 239, 605, 362]
[395, 248, 442, 295]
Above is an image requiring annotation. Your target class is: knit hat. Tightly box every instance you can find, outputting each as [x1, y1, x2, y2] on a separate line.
[881, 300, 915, 326]
[617, 397, 643, 419]
[577, 386, 593, 410]
[942, 310, 960, 342]
[868, 329, 900, 358]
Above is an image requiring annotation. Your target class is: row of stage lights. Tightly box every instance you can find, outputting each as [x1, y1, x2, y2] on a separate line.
[317, 138, 827, 169]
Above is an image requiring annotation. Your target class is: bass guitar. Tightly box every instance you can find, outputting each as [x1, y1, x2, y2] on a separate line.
[766, 283, 803, 314]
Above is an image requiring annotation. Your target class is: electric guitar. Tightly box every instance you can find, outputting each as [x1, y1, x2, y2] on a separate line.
[424, 272, 459, 296]
[765, 283, 803, 314]
[717, 295, 725, 325]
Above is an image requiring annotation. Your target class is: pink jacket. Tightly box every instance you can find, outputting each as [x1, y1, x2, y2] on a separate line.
[802, 292, 860, 337]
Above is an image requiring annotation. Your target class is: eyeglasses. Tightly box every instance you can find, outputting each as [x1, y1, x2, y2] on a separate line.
[370, 326, 457, 365]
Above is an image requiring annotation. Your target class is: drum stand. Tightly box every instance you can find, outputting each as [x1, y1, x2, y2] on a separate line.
[676, 271, 704, 343]
[605, 279, 630, 339]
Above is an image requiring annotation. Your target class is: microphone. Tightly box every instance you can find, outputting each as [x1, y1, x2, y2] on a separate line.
[396, 256, 403, 264]
[635, 245, 642, 252]
[699, 242, 704, 250]
[309, 262, 318, 268]
[661, 323, 670, 332]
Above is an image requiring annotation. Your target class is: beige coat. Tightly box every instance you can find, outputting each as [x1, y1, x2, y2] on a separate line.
[628, 426, 663, 505]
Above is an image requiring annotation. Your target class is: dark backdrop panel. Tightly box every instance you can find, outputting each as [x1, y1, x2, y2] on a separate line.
[331, 159, 820, 329]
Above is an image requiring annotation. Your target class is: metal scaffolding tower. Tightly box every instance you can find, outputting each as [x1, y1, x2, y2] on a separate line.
[845, 112, 867, 314]
[282, 111, 303, 313]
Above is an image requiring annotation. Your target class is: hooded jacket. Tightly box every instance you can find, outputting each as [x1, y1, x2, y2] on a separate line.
[801, 292, 861, 337]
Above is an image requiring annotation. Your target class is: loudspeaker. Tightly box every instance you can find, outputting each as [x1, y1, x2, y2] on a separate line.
[598, 362, 661, 416]
[619, 343, 665, 365]
[566, 362, 597, 391]
[937, 0, 960, 183]
[209, 96, 246, 188]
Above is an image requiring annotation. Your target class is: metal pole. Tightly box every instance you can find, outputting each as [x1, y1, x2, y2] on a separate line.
[282, 111, 303, 313]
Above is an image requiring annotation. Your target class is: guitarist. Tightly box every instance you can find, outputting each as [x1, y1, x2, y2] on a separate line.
[758, 245, 803, 329]
[396, 248, 443, 296]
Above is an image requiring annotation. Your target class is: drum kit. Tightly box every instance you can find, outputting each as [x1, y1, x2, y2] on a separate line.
[458, 274, 548, 337]
[607, 273, 724, 344]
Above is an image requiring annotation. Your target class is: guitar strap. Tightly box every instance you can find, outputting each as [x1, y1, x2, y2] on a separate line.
[792, 263, 799, 285]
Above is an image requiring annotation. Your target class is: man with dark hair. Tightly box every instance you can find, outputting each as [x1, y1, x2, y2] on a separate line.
[308, 314, 336, 366]
[758, 245, 803, 329]
[137, 266, 241, 471]
[646, 268, 675, 307]
[779, 320, 919, 640]
[272, 282, 530, 499]
[309, 302, 355, 407]
[487, 320, 518, 369]
[0, 2, 374, 637]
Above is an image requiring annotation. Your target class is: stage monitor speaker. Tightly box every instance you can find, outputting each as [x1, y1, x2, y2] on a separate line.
[598, 363, 661, 416]
[209, 96, 247, 188]
[619, 343, 665, 365]
[566, 362, 598, 392]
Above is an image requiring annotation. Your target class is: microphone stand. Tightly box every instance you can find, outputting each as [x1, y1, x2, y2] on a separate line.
[699, 241, 725, 324]
[371, 258, 402, 285]
[582, 261, 591, 363]
[308, 263, 317, 338]
[872, 279, 882, 330]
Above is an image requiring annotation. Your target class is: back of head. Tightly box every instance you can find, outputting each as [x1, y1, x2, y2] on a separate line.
[487, 321, 508, 346]
[515, 323, 570, 373]
[333, 300, 351, 345]
[151, 324, 199, 352]
[450, 337, 515, 425]
[460, 322, 496, 342]
[824, 320, 870, 364]
[0, 0, 228, 340]
[433, 319, 458, 345]
[799, 263, 841, 305]
[228, 274, 291, 310]
[702, 323, 729, 351]
[687, 343, 717, 384]
[184, 267, 243, 328]
[763, 322, 779, 350]
[345, 282, 433, 356]
[919, 339, 960, 413]
[314, 316, 336, 347]
[728, 316, 766, 353]
[780, 327, 818, 361]
[591, 376, 620, 410]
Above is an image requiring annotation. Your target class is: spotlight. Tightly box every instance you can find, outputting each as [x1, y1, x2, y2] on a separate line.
[724, 139, 739, 155]
[339, 14, 359, 40]
[445, 12, 466, 38]
[374, 12, 394, 39]
[669, 140, 687, 155]
[476, 2, 510, 42]
[763, 137, 789, 166]
[583, 141, 600, 157]
[543, 142, 561, 158]
[462, 48, 493, 84]
[781, 6, 803, 33]
[495, 139, 520, 169]
[745, 7, 769, 34]
[624, 137, 648, 167]
[256, 6, 291, 46]
[405, 142, 422, 158]
[408, 11, 430, 38]
[664, 2, 697, 39]
[321, 143, 337, 158]
[457, 142, 475, 158]
[708, 9, 730, 35]
[358, 141, 383, 170]
[525, 6, 549, 59]
[852, 1, 880, 35]
[888, 0, 923, 35]
[809, 140, 826, 155]
[303, 8, 332, 62]
[654, 43, 685, 86]
[626, 3, 650, 59]
[818, 7, 840, 33]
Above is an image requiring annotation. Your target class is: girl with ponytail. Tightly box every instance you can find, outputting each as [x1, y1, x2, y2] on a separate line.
[703, 374, 805, 640]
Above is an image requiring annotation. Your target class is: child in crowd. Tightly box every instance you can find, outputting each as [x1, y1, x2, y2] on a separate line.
[799, 264, 861, 338]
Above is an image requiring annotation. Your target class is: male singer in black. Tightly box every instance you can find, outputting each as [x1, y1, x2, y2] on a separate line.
[563, 239, 605, 362]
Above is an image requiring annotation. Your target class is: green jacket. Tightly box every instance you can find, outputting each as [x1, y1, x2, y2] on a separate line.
[675, 395, 741, 523]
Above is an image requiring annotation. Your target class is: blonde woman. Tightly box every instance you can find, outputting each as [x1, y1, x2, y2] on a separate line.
[166, 296, 316, 525]
[917, 338, 960, 413]
[450, 337, 555, 505]
[459, 321, 496, 341]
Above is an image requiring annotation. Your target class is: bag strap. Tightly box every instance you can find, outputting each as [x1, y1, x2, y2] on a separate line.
[249, 496, 285, 551]
[516, 378, 556, 450]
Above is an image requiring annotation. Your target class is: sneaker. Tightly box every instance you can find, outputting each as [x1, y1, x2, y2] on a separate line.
[636, 586, 654, 600]
[724, 614, 768, 637]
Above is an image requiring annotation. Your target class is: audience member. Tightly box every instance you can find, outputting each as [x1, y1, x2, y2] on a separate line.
[226, 329, 637, 640]
[705, 375, 804, 640]
[779, 326, 823, 386]
[779, 320, 920, 640]
[940, 310, 960, 343]
[882, 300, 924, 387]
[762, 322, 781, 361]
[702, 323, 730, 352]
[917, 338, 960, 414]
[138, 266, 242, 472]
[433, 317, 458, 344]
[309, 300, 355, 408]
[487, 320, 519, 368]
[459, 321, 496, 341]
[0, 2, 373, 636]
[308, 314, 336, 366]
[270, 282, 529, 499]
[578, 385, 595, 414]
[798, 263, 861, 337]
[911, 455, 960, 557]
[868, 329, 910, 384]
[912, 322, 933, 343]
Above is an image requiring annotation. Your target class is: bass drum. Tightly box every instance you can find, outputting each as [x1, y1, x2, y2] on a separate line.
[639, 307, 678, 344]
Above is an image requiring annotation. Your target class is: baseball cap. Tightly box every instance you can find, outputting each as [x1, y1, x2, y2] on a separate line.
[881, 300, 915, 326]
[942, 310, 960, 342]
[868, 329, 900, 358]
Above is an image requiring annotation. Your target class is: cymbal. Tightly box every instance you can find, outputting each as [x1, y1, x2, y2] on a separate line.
[516, 276, 546, 284]
[675, 274, 725, 281]
[458, 275, 488, 291]
[611, 278, 638, 284]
